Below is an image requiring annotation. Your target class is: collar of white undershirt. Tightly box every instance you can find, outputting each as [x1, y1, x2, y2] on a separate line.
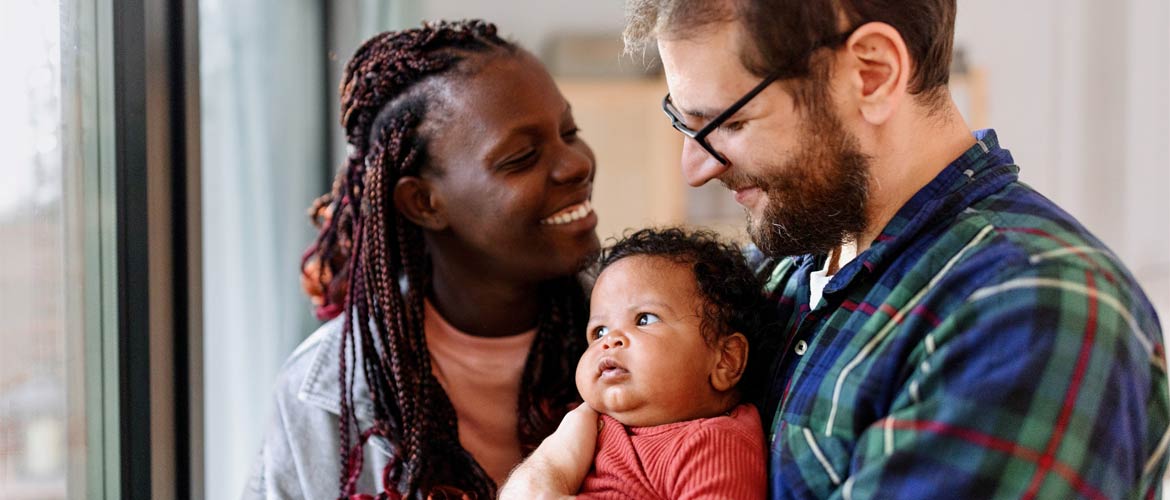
[809, 262, 834, 310]
[809, 244, 857, 309]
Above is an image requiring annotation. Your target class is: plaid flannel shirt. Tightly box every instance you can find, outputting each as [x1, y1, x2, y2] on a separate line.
[756, 129, 1169, 499]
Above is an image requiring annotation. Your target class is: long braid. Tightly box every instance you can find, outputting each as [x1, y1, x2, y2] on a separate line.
[516, 279, 589, 453]
[301, 20, 589, 499]
[337, 144, 369, 492]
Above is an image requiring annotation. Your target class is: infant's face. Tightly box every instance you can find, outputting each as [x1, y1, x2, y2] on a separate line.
[576, 255, 725, 427]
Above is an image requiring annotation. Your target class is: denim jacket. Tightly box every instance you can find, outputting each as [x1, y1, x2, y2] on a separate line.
[242, 317, 394, 499]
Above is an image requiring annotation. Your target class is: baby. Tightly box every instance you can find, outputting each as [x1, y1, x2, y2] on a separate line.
[575, 227, 769, 500]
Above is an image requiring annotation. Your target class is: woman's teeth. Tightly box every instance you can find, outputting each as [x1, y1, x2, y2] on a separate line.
[540, 200, 592, 225]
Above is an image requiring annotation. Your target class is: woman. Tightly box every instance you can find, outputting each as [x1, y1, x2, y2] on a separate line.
[244, 20, 600, 499]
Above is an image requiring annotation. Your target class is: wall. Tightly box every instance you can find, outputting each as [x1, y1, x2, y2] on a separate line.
[417, 1, 626, 53]
[954, 0, 1170, 328]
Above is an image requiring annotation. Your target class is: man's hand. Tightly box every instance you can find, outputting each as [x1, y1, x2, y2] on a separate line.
[499, 404, 601, 500]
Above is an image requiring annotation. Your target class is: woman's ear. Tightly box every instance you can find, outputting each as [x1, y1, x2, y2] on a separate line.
[711, 333, 749, 392]
[839, 21, 910, 126]
[394, 176, 447, 230]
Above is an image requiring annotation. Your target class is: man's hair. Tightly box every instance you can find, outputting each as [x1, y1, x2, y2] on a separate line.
[625, 0, 956, 108]
[598, 227, 769, 346]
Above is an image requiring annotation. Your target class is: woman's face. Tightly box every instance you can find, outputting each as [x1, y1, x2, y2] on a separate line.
[420, 51, 600, 283]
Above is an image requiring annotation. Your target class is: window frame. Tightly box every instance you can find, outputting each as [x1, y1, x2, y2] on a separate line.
[80, 0, 202, 497]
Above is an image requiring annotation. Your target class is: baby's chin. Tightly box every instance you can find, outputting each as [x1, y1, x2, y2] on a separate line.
[605, 410, 692, 428]
[584, 390, 690, 428]
[585, 388, 741, 428]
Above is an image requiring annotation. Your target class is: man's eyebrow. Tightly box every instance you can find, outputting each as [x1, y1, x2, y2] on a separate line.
[683, 107, 716, 121]
[677, 104, 721, 121]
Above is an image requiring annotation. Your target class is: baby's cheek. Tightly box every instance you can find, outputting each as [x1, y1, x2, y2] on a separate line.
[573, 357, 593, 404]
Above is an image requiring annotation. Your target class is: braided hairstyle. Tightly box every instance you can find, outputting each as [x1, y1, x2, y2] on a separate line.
[301, 20, 589, 499]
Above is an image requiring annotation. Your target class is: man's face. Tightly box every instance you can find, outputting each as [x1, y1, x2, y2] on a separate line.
[658, 21, 870, 257]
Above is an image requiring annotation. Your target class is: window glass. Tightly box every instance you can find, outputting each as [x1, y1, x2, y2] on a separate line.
[0, 1, 91, 498]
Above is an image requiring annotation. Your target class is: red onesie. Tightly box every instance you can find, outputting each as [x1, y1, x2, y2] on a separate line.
[577, 404, 767, 500]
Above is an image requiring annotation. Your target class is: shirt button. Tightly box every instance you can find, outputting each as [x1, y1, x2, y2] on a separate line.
[795, 340, 808, 356]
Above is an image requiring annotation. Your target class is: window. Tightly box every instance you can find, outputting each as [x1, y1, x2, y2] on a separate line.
[0, 1, 94, 497]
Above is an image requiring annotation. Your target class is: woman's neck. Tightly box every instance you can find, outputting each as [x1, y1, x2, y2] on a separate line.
[428, 257, 542, 338]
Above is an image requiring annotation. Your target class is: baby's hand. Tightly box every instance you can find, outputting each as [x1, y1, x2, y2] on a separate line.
[554, 403, 602, 467]
[500, 404, 600, 499]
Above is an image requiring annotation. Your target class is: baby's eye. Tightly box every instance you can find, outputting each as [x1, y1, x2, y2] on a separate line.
[635, 313, 660, 326]
[591, 326, 609, 340]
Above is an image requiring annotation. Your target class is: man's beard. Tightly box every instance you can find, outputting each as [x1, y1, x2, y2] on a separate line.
[739, 104, 871, 258]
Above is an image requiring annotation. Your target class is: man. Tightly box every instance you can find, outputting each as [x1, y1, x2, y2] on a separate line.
[502, 1, 1169, 498]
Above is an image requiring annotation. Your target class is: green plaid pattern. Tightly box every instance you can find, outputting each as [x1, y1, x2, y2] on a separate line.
[755, 130, 1169, 499]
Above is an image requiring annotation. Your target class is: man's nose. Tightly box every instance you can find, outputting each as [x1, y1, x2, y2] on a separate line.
[680, 138, 729, 187]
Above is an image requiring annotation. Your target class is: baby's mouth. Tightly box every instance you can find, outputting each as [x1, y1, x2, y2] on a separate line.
[597, 357, 629, 380]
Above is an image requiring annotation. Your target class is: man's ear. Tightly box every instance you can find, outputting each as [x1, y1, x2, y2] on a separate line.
[394, 176, 447, 230]
[711, 333, 749, 392]
[839, 21, 910, 126]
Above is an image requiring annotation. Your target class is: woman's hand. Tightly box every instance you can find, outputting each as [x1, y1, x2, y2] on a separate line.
[499, 404, 601, 499]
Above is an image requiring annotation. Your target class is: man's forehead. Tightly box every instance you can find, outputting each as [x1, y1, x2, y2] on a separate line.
[657, 22, 757, 115]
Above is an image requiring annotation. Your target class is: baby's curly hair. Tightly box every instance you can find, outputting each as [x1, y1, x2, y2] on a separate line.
[599, 227, 769, 346]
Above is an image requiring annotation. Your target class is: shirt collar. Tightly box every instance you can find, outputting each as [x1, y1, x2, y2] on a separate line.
[822, 129, 1017, 295]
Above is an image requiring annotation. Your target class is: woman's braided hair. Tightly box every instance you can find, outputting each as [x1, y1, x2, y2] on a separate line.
[301, 20, 588, 499]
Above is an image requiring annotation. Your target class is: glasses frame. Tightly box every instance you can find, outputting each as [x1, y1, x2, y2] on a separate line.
[661, 26, 861, 165]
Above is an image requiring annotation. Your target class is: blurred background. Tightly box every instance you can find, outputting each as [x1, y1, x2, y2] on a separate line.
[1, 0, 1168, 498]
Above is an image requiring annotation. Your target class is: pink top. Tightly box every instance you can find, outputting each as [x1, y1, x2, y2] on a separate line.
[424, 301, 537, 485]
[578, 404, 767, 500]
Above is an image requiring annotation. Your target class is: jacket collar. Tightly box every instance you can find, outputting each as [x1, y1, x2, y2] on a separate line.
[298, 316, 393, 456]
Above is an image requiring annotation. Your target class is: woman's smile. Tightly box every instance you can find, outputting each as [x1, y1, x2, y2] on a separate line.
[540, 199, 594, 225]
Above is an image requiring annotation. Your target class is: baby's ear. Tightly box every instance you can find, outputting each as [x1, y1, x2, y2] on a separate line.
[711, 333, 749, 392]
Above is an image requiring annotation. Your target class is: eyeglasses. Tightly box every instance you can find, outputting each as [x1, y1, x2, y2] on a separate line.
[661, 26, 861, 165]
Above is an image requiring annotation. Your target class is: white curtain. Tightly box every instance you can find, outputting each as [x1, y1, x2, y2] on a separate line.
[199, 1, 419, 497]
[199, 1, 325, 499]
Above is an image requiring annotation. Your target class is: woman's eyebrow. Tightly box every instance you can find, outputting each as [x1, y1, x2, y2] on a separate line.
[483, 104, 576, 163]
[481, 124, 542, 164]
